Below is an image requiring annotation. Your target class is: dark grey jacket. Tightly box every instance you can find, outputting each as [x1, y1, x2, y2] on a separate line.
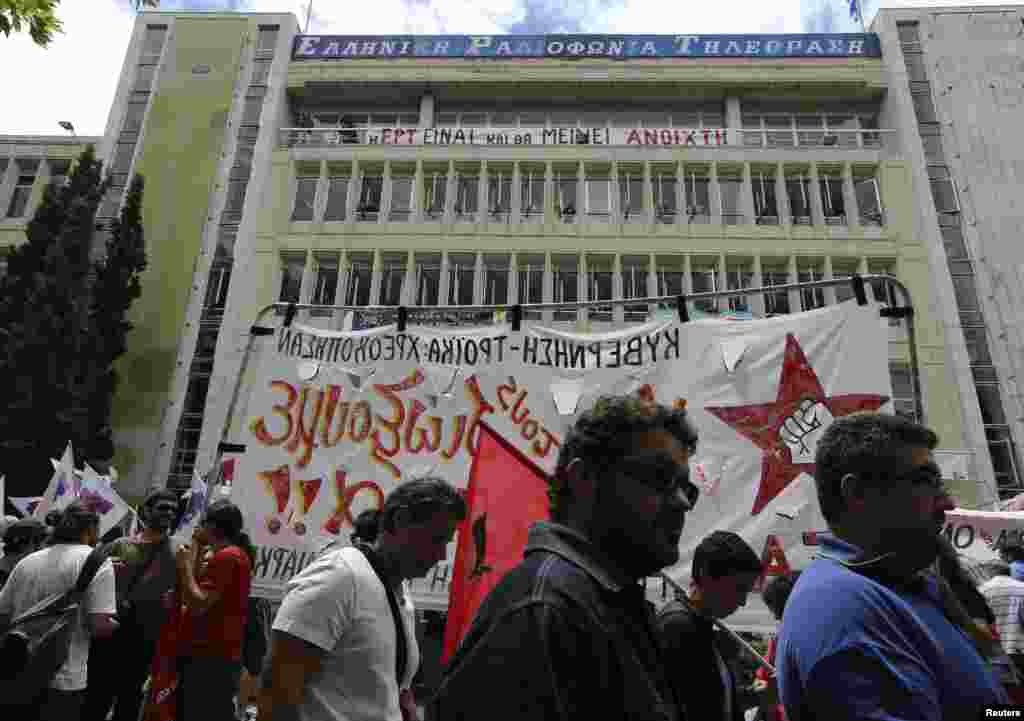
[431, 521, 683, 721]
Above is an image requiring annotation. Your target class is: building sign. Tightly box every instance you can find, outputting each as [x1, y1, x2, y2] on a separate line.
[349, 126, 736, 147]
[293, 34, 881, 60]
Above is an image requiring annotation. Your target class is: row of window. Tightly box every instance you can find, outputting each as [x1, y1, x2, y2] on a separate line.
[0, 158, 71, 219]
[296, 108, 881, 133]
[276, 249, 898, 322]
[290, 162, 886, 227]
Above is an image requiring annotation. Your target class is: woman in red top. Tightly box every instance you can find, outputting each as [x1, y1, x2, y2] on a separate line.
[175, 500, 254, 721]
[755, 572, 801, 721]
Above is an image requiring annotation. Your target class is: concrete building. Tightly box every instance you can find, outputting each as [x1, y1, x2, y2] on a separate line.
[0, 9, 1016, 508]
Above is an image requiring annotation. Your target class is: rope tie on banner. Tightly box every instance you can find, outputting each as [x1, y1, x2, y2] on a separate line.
[676, 295, 690, 323]
[397, 306, 408, 333]
[510, 305, 522, 332]
[283, 302, 298, 328]
[850, 275, 868, 306]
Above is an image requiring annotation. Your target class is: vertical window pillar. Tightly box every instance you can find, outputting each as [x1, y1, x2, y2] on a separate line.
[477, 161, 488, 224]
[774, 162, 790, 223]
[751, 255, 766, 316]
[808, 163, 826, 227]
[823, 255, 838, 306]
[642, 161, 654, 224]
[787, 255, 801, 313]
[438, 251, 451, 306]
[380, 160, 392, 224]
[369, 250, 383, 303]
[741, 163, 756, 224]
[346, 159, 360, 222]
[709, 162, 723, 224]
[412, 159, 425, 223]
[511, 163, 522, 224]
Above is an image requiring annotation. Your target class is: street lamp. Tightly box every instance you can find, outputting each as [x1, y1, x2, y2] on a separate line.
[58, 121, 76, 137]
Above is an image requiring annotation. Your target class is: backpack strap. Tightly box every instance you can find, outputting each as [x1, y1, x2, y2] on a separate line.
[70, 546, 110, 599]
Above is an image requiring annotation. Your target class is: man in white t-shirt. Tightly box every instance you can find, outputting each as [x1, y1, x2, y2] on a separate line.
[260, 477, 466, 721]
[981, 562, 1024, 675]
[0, 501, 118, 721]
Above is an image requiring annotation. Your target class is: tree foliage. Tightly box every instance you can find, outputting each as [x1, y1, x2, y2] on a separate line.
[0, 0, 64, 48]
[0, 146, 147, 495]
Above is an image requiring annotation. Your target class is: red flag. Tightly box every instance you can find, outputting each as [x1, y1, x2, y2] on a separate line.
[442, 422, 550, 662]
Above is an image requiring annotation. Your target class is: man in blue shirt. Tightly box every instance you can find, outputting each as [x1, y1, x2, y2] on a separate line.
[776, 412, 1008, 720]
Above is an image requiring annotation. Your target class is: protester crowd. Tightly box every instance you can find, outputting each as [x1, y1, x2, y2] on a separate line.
[1, 396, 1022, 720]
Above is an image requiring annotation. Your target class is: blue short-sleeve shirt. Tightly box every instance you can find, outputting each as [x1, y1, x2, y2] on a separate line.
[776, 534, 1007, 721]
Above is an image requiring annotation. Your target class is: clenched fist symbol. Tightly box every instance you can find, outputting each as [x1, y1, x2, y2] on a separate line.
[779, 399, 834, 464]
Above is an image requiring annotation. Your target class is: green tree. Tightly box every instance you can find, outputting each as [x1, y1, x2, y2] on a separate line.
[0, 145, 147, 496]
[0, 0, 64, 47]
[86, 175, 148, 464]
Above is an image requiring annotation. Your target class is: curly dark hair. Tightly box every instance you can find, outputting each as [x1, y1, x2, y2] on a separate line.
[550, 395, 698, 523]
[47, 501, 101, 545]
[692, 530, 763, 583]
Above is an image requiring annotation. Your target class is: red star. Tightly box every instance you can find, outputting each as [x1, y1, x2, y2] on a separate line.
[705, 334, 889, 516]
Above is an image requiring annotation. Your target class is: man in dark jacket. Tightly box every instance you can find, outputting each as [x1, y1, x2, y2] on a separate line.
[432, 395, 699, 721]
[658, 530, 763, 721]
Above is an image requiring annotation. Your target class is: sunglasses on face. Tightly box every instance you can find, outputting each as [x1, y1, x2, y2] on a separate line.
[613, 456, 700, 510]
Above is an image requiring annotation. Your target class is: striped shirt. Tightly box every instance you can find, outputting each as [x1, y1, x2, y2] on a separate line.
[981, 575, 1024, 655]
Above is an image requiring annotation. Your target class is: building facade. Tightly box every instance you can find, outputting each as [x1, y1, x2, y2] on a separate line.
[0, 9, 1015, 507]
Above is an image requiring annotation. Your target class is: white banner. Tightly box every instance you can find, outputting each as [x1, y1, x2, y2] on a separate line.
[329, 126, 736, 148]
[230, 301, 894, 630]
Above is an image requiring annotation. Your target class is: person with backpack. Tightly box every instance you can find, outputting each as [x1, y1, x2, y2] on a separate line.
[175, 499, 254, 721]
[0, 501, 118, 721]
[83, 487, 181, 721]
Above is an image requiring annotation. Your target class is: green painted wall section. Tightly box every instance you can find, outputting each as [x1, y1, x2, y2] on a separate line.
[111, 17, 248, 478]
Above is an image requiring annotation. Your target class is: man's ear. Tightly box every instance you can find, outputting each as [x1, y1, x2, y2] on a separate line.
[565, 458, 597, 509]
[841, 473, 871, 512]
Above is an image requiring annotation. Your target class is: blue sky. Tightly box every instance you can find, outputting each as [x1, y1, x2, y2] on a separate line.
[0, 0, 1008, 136]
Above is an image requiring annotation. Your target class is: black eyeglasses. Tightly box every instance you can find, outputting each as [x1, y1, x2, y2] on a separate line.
[613, 456, 700, 510]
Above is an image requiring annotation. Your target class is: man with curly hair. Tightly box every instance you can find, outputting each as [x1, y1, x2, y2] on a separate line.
[433, 394, 699, 721]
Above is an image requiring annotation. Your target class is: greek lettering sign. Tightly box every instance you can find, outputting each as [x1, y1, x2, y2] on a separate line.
[230, 302, 894, 631]
[351, 126, 735, 147]
[293, 34, 881, 60]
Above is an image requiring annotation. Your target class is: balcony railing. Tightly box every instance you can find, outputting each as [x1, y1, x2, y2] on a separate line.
[280, 126, 894, 150]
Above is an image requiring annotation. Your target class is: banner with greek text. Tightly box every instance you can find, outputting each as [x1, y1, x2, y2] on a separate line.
[230, 301, 893, 631]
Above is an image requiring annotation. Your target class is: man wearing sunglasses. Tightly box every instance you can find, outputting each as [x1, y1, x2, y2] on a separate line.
[433, 395, 698, 721]
[776, 412, 1008, 721]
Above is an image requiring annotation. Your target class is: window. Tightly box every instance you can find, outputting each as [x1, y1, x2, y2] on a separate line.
[952, 274, 980, 311]
[853, 173, 884, 226]
[251, 59, 272, 85]
[230, 145, 253, 181]
[941, 226, 968, 259]
[448, 253, 476, 306]
[818, 174, 846, 225]
[483, 254, 510, 305]
[897, 22, 921, 44]
[798, 266, 825, 310]
[517, 254, 544, 318]
[904, 53, 928, 82]
[912, 91, 937, 123]
[656, 256, 685, 297]
[826, 115, 858, 148]
[487, 170, 512, 220]
[278, 253, 305, 305]
[141, 25, 167, 63]
[204, 262, 231, 311]
[134, 65, 157, 93]
[257, 26, 279, 55]
[520, 170, 544, 221]
[379, 253, 406, 305]
[585, 172, 611, 221]
[785, 174, 812, 225]
[765, 116, 795, 148]
[987, 427, 1020, 493]
[552, 254, 579, 321]
[6, 159, 38, 218]
[414, 253, 441, 306]
[752, 170, 778, 224]
[691, 263, 718, 313]
[920, 126, 944, 163]
[682, 171, 710, 223]
[832, 266, 858, 304]
[867, 265, 899, 313]
[718, 172, 744, 225]
[977, 385, 1007, 426]
[48, 159, 70, 190]
[889, 362, 918, 421]
[618, 172, 644, 221]
[357, 174, 383, 221]
[223, 180, 247, 220]
[388, 173, 414, 222]
[454, 173, 478, 220]
[963, 327, 992, 366]
[763, 266, 791, 315]
[928, 166, 959, 215]
[423, 171, 447, 220]
[653, 172, 677, 223]
[622, 255, 650, 321]
[123, 101, 148, 134]
[324, 175, 348, 221]
[727, 267, 754, 312]
[291, 172, 318, 222]
[555, 172, 578, 223]
[796, 116, 825, 147]
[742, 115, 764, 147]
[242, 98, 262, 126]
[587, 255, 614, 321]
[345, 253, 372, 306]
[859, 113, 882, 149]
[311, 255, 340, 311]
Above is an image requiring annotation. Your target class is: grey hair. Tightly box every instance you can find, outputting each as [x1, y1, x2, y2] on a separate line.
[379, 475, 467, 533]
[814, 412, 938, 525]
